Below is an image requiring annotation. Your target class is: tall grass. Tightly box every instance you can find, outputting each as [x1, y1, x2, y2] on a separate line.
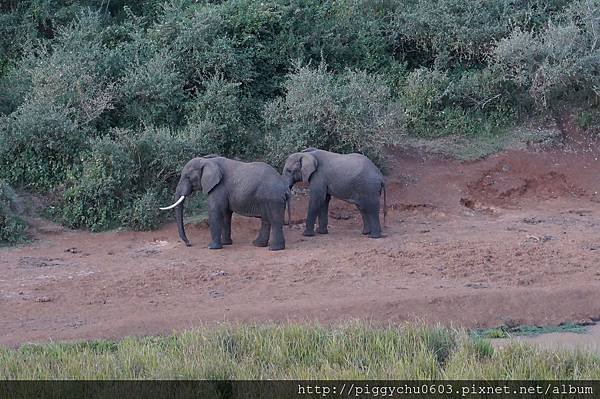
[1, 322, 600, 379]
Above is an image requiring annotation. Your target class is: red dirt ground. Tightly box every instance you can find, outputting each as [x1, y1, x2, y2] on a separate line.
[2, 127, 600, 346]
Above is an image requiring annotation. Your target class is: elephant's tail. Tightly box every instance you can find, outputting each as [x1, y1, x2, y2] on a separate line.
[382, 182, 387, 227]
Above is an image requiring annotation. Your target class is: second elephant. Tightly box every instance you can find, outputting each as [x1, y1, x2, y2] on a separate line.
[283, 148, 386, 238]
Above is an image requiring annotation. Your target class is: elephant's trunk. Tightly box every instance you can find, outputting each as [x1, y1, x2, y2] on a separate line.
[175, 198, 191, 246]
[286, 175, 295, 190]
[163, 179, 192, 246]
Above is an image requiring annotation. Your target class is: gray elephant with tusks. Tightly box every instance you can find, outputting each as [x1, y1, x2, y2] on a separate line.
[160, 155, 291, 251]
[282, 148, 386, 238]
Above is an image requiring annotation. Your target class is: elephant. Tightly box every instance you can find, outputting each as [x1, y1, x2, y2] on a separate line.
[282, 148, 386, 238]
[160, 155, 291, 251]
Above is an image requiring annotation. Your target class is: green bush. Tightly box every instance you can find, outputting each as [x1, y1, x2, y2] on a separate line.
[151, 2, 255, 89]
[492, 0, 600, 107]
[120, 189, 166, 231]
[119, 48, 185, 128]
[401, 67, 517, 137]
[0, 180, 27, 245]
[59, 136, 135, 231]
[263, 62, 404, 166]
[0, 62, 32, 116]
[389, 0, 572, 69]
[0, 100, 86, 190]
[0, 11, 115, 190]
[56, 126, 203, 231]
[0, 0, 597, 233]
[576, 109, 600, 132]
[185, 75, 251, 157]
[402, 68, 450, 137]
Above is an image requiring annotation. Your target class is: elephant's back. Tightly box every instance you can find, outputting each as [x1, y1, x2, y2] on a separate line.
[324, 153, 382, 182]
[228, 162, 288, 204]
[318, 152, 383, 202]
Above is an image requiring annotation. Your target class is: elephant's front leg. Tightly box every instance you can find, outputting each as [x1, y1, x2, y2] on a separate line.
[208, 210, 224, 249]
[222, 210, 233, 245]
[304, 192, 324, 237]
[253, 219, 270, 247]
[317, 194, 331, 234]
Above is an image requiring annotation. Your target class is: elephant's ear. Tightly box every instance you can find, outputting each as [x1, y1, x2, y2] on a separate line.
[201, 161, 223, 194]
[300, 153, 318, 183]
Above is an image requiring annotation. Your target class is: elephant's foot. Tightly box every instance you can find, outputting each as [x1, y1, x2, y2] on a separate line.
[182, 239, 192, 246]
[269, 242, 285, 251]
[303, 229, 315, 237]
[368, 232, 383, 239]
[252, 239, 269, 247]
[222, 238, 233, 245]
[317, 227, 328, 234]
[208, 242, 223, 249]
[361, 229, 371, 235]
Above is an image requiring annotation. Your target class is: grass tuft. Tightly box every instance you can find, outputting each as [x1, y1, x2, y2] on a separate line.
[1, 322, 600, 380]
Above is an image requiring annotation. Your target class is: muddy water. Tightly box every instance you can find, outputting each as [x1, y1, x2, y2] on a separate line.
[492, 324, 600, 353]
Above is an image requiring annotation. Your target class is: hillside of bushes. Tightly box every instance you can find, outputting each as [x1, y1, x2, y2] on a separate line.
[0, 0, 599, 237]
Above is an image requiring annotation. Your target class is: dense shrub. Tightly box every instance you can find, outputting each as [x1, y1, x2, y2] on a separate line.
[0, 12, 114, 190]
[492, 0, 600, 107]
[0, 180, 27, 245]
[402, 67, 516, 137]
[402, 68, 450, 137]
[185, 75, 251, 157]
[56, 126, 207, 231]
[119, 188, 166, 231]
[59, 136, 135, 231]
[151, 2, 255, 90]
[263, 63, 404, 166]
[119, 48, 184, 128]
[0, 101, 85, 190]
[0, 0, 597, 232]
[0, 63, 32, 116]
[389, 0, 572, 68]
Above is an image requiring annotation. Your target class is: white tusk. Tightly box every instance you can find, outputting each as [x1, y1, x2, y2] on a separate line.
[159, 196, 186, 210]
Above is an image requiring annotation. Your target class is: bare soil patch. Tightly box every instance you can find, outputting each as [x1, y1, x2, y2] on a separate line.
[2, 140, 600, 346]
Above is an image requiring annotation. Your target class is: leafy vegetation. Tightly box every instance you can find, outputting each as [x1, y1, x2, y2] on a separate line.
[2, 323, 600, 379]
[0, 180, 27, 245]
[0, 0, 598, 234]
[263, 62, 404, 166]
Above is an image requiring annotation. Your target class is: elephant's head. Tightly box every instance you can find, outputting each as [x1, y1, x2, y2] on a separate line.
[159, 157, 223, 246]
[282, 151, 318, 189]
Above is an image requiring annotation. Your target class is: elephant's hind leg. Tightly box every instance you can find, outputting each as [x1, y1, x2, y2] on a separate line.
[317, 194, 331, 234]
[359, 210, 371, 235]
[269, 223, 285, 251]
[366, 202, 382, 239]
[222, 210, 233, 245]
[268, 203, 286, 251]
[253, 219, 270, 247]
[358, 198, 382, 238]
